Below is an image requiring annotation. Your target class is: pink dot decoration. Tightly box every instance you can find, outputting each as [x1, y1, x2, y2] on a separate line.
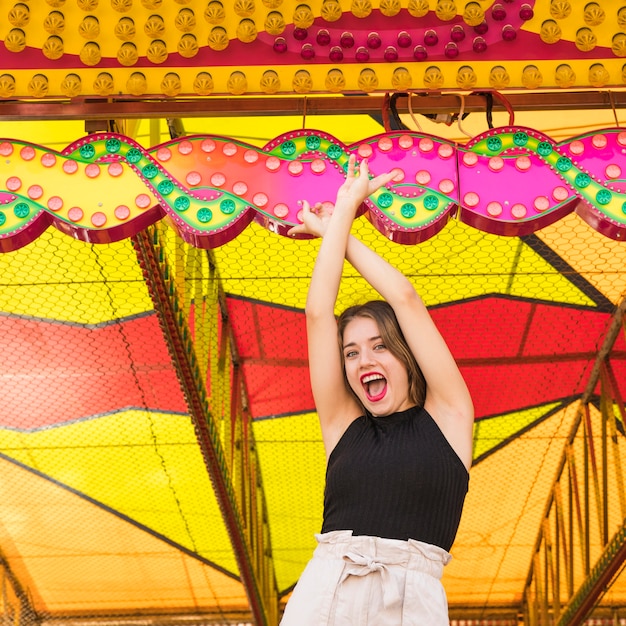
[534, 196, 550, 212]
[592, 134, 608, 149]
[63, 160, 78, 174]
[311, 158, 326, 174]
[438, 144, 454, 159]
[617, 132, 626, 147]
[6, 176, 21, 191]
[418, 138, 434, 153]
[211, 173, 226, 187]
[357, 144, 373, 158]
[0, 141, 14, 156]
[91, 212, 107, 227]
[186, 171, 202, 186]
[20, 146, 35, 161]
[487, 201, 503, 216]
[553, 186, 569, 201]
[377, 137, 393, 152]
[266, 156, 281, 172]
[488, 156, 504, 171]
[515, 156, 532, 171]
[463, 152, 478, 167]
[85, 163, 100, 178]
[223, 142, 238, 157]
[511, 203, 527, 218]
[108, 162, 123, 177]
[288, 161, 304, 176]
[114, 205, 131, 220]
[274, 203, 289, 218]
[416, 170, 431, 185]
[244, 149, 259, 163]
[157, 147, 172, 162]
[439, 179, 455, 194]
[391, 168, 405, 182]
[233, 181, 248, 196]
[464, 192, 480, 207]
[47, 196, 63, 211]
[68, 207, 84, 222]
[605, 164, 621, 179]
[135, 194, 151, 209]
[201, 139, 216, 153]
[27, 185, 43, 199]
[41, 153, 56, 167]
[253, 192, 268, 207]
[178, 140, 194, 155]
[398, 135, 414, 150]
[569, 140, 585, 156]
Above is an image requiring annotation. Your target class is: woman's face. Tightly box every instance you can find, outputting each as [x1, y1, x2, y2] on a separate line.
[341, 316, 413, 417]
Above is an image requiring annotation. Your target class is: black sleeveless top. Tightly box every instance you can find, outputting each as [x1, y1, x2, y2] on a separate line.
[321, 406, 469, 552]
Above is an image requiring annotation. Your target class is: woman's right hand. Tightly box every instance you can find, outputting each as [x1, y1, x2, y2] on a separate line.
[336, 155, 396, 208]
[288, 155, 396, 238]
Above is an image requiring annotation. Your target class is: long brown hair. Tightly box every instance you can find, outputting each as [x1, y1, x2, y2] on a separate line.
[336, 300, 426, 408]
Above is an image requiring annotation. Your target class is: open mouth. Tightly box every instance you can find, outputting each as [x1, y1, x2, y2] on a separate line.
[361, 373, 387, 402]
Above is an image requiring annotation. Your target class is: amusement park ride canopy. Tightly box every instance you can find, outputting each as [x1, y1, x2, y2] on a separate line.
[0, 1, 626, 625]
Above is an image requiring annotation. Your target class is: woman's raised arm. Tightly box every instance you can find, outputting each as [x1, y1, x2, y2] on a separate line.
[344, 234, 474, 469]
[289, 156, 396, 457]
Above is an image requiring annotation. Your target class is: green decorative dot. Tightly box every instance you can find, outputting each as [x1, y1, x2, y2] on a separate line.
[197, 208, 213, 223]
[596, 189, 612, 206]
[157, 179, 174, 195]
[621, 201, 626, 215]
[220, 199, 236, 214]
[174, 196, 190, 212]
[327, 144, 343, 160]
[423, 195, 440, 211]
[574, 173, 591, 188]
[513, 132, 528, 146]
[142, 163, 158, 179]
[486, 136, 502, 152]
[14, 202, 30, 218]
[126, 148, 142, 164]
[281, 140, 296, 156]
[305, 135, 321, 150]
[537, 142, 553, 157]
[378, 192, 393, 209]
[105, 138, 121, 153]
[79, 144, 95, 159]
[400, 203, 416, 218]
[556, 157, 572, 172]
[0, 212, 6, 227]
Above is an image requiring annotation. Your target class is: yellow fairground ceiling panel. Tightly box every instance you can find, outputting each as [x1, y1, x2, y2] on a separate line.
[0, 0, 626, 98]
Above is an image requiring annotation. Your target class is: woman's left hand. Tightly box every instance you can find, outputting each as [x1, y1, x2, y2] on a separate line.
[287, 200, 332, 238]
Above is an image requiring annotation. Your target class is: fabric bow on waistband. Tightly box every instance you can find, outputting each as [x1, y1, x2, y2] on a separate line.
[339, 551, 402, 609]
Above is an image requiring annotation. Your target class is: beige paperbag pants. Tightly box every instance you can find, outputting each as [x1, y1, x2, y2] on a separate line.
[280, 530, 452, 626]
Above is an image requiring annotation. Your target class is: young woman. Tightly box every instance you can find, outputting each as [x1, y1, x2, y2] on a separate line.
[281, 155, 474, 625]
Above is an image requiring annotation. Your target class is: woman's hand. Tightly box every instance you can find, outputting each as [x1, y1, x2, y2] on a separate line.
[336, 154, 396, 208]
[288, 154, 396, 238]
[287, 200, 333, 238]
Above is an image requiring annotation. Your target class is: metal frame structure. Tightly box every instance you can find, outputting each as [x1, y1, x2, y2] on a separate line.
[523, 298, 626, 625]
[133, 224, 279, 626]
[0, 91, 625, 123]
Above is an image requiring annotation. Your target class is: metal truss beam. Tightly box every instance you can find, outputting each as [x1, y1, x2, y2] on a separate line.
[1, 90, 626, 122]
[522, 298, 626, 625]
[132, 227, 278, 626]
[0, 551, 39, 625]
